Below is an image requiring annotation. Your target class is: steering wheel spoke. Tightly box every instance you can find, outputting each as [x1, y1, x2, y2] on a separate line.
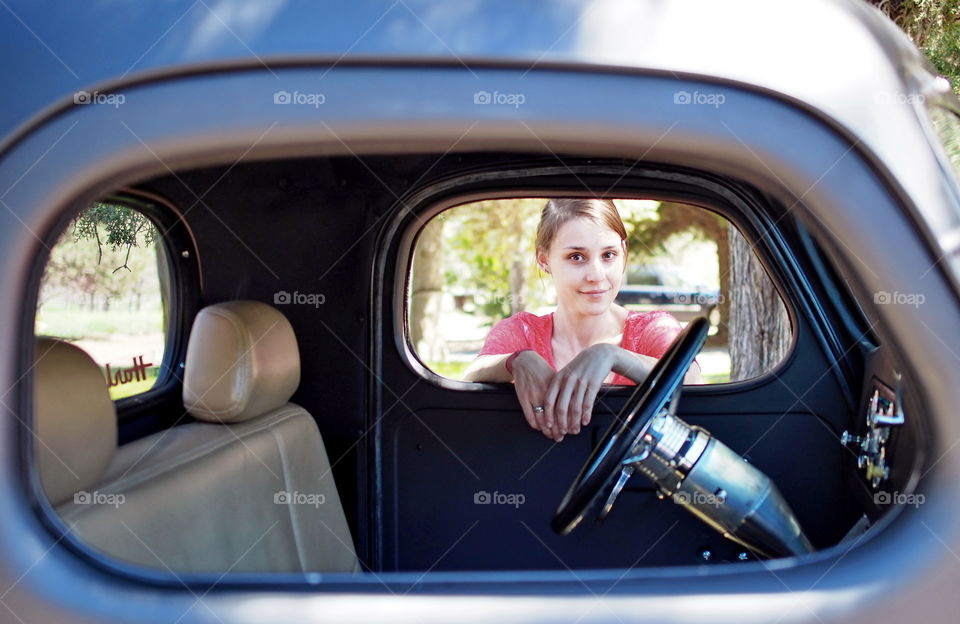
[598, 465, 635, 523]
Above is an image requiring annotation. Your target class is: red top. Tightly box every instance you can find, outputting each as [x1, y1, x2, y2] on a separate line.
[478, 310, 684, 385]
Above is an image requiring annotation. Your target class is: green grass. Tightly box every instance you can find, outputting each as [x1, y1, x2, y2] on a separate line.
[107, 375, 158, 400]
[36, 308, 164, 340]
[427, 360, 470, 380]
[702, 372, 731, 384]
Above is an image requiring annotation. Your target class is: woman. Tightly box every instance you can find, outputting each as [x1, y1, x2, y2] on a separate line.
[462, 198, 703, 442]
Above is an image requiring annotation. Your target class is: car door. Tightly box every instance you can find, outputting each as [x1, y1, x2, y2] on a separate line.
[372, 162, 867, 571]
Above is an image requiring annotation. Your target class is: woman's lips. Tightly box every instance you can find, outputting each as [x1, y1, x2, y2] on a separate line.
[580, 289, 608, 296]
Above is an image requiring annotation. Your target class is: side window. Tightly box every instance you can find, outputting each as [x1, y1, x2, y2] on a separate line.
[409, 197, 791, 384]
[926, 104, 960, 286]
[929, 104, 960, 183]
[35, 202, 167, 400]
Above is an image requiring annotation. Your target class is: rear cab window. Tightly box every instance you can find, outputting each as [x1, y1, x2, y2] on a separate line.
[35, 202, 167, 400]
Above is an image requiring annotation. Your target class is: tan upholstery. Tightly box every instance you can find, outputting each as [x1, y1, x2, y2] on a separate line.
[33, 338, 116, 506]
[57, 406, 360, 573]
[183, 300, 300, 423]
[36, 301, 359, 573]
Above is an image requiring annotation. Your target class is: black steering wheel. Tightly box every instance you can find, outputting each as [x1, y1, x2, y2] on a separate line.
[552, 316, 709, 535]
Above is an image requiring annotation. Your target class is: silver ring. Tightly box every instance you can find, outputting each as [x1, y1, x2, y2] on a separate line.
[533, 405, 545, 414]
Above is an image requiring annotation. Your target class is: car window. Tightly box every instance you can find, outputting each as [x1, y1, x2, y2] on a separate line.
[926, 105, 960, 286]
[409, 197, 791, 384]
[35, 202, 167, 400]
[929, 104, 960, 183]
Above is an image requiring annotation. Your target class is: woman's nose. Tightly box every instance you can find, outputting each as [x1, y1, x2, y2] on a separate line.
[585, 259, 604, 281]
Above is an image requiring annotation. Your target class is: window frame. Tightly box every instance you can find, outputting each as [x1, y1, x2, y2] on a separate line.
[391, 165, 804, 395]
[31, 189, 201, 420]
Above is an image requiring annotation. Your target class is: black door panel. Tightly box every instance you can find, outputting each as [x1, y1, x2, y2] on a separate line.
[383, 403, 858, 571]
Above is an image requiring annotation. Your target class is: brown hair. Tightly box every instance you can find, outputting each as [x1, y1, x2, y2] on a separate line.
[535, 198, 628, 254]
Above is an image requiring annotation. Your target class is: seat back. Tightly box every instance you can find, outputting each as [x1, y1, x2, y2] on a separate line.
[35, 301, 358, 573]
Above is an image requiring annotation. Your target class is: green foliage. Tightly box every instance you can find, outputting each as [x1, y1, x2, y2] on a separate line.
[38, 203, 161, 313]
[872, 0, 960, 95]
[623, 202, 726, 266]
[444, 198, 545, 321]
[73, 202, 158, 270]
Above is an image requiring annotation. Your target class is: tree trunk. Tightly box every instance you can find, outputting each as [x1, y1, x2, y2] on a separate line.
[410, 218, 447, 363]
[509, 258, 526, 314]
[728, 224, 790, 381]
[710, 223, 730, 348]
[508, 204, 527, 315]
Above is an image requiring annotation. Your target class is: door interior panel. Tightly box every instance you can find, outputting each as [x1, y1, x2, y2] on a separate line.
[383, 403, 859, 571]
[379, 313, 861, 571]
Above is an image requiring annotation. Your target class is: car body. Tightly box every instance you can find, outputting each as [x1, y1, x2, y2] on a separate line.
[2, 0, 960, 622]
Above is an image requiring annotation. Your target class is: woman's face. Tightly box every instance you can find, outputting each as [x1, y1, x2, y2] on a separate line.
[539, 217, 626, 317]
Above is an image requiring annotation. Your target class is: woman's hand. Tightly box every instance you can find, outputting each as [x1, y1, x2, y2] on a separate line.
[510, 351, 561, 441]
[544, 343, 622, 440]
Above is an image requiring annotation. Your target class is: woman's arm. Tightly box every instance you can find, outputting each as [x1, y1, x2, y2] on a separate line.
[461, 353, 512, 382]
[611, 348, 704, 385]
[463, 351, 562, 440]
[546, 344, 704, 437]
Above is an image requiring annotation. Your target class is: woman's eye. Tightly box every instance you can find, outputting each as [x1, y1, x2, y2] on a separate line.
[603, 251, 618, 260]
[569, 253, 584, 262]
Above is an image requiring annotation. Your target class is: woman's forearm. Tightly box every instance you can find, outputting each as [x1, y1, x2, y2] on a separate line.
[611, 346, 703, 385]
[609, 346, 656, 383]
[461, 353, 513, 382]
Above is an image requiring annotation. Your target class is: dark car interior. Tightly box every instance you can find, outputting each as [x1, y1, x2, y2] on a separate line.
[28, 152, 926, 578]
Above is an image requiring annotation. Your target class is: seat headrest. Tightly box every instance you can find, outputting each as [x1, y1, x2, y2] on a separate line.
[183, 301, 300, 423]
[34, 338, 117, 506]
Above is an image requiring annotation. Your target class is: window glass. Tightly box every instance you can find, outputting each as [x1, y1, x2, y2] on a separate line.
[409, 198, 791, 384]
[35, 202, 166, 399]
[930, 105, 960, 184]
[927, 105, 960, 288]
